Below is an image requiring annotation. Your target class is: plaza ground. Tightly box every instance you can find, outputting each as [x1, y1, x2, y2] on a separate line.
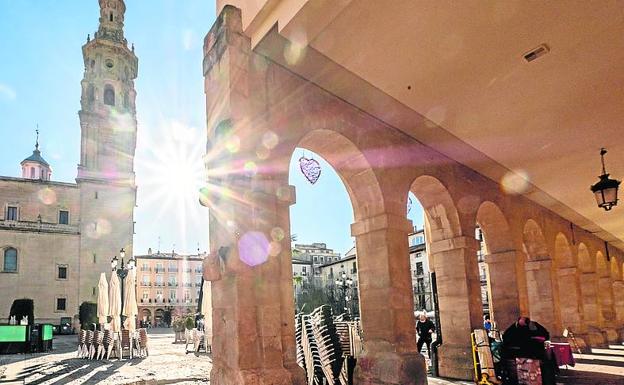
[1, 329, 623, 384]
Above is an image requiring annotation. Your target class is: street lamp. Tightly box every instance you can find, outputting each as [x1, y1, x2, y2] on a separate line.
[591, 148, 621, 211]
[111, 248, 135, 328]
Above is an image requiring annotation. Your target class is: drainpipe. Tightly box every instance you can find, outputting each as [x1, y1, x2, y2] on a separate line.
[430, 271, 442, 377]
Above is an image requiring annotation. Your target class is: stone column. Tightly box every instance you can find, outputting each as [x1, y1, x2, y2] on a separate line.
[613, 280, 624, 337]
[578, 272, 605, 346]
[524, 260, 557, 334]
[352, 213, 427, 385]
[599, 276, 618, 342]
[429, 236, 483, 380]
[484, 250, 520, 330]
[555, 267, 583, 333]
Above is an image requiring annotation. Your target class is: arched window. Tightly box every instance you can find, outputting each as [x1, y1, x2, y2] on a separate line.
[30, 167, 35, 178]
[104, 85, 115, 106]
[3, 248, 17, 272]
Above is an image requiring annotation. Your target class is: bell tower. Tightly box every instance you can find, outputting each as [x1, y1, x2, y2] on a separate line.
[78, 0, 137, 183]
[77, 0, 137, 303]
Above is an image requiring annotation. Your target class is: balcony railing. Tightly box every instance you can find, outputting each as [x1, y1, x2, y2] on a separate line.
[155, 268, 165, 273]
[140, 282, 151, 287]
[140, 267, 151, 272]
[167, 282, 178, 287]
[168, 268, 178, 272]
[154, 283, 165, 287]
[195, 283, 202, 287]
[0, 219, 79, 234]
[195, 268, 202, 273]
[183, 283, 192, 287]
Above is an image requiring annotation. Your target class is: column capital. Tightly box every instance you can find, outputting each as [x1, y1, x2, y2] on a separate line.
[484, 250, 517, 264]
[429, 236, 479, 255]
[351, 212, 412, 237]
[524, 259, 552, 271]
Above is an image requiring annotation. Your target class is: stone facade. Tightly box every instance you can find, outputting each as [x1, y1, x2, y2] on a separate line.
[0, 0, 137, 324]
[135, 252, 205, 326]
[201, 6, 623, 384]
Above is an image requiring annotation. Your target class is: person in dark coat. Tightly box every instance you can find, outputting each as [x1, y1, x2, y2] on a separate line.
[502, 316, 549, 360]
[416, 312, 436, 358]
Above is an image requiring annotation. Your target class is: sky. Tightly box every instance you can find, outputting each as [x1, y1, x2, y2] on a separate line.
[0, 0, 424, 257]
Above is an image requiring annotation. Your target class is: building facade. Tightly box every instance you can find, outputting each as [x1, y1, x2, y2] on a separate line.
[292, 242, 340, 277]
[135, 252, 205, 326]
[0, 0, 137, 324]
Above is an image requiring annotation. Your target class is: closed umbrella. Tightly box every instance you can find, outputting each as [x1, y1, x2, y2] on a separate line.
[97, 273, 109, 326]
[109, 272, 122, 333]
[200, 280, 212, 344]
[123, 268, 138, 331]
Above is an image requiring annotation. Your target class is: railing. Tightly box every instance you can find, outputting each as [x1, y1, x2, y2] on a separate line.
[155, 268, 165, 273]
[154, 283, 165, 287]
[0, 219, 79, 234]
[140, 267, 151, 272]
[195, 283, 202, 287]
[140, 282, 151, 287]
[168, 268, 178, 272]
[195, 268, 202, 273]
[168, 282, 178, 287]
[183, 283, 192, 287]
[185, 268, 192, 273]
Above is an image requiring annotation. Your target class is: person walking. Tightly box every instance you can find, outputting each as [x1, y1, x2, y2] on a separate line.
[416, 311, 436, 359]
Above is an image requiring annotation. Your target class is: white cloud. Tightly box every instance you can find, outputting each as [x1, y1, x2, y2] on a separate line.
[0, 83, 16, 101]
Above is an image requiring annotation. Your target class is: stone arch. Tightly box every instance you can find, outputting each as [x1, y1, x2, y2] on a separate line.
[476, 201, 513, 254]
[295, 129, 385, 221]
[610, 256, 621, 281]
[577, 243, 600, 328]
[578, 243, 593, 273]
[475, 201, 519, 329]
[409, 175, 462, 242]
[522, 219, 556, 332]
[410, 175, 484, 378]
[553, 233, 582, 331]
[523, 219, 550, 261]
[554, 233, 575, 268]
[141, 308, 152, 322]
[596, 251, 609, 278]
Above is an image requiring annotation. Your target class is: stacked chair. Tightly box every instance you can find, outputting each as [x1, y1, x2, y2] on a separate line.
[77, 327, 149, 361]
[296, 305, 350, 385]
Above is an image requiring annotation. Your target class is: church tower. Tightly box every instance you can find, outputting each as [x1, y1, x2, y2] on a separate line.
[77, 0, 137, 303]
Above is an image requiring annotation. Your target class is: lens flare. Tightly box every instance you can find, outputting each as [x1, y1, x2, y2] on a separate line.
[262, 131, 279, 149]
[244, 161, 258, 176]
[501, 170, 530, 195]
[270, 227, 285, 241]
[225, 135, 240, 153]
[238, 231, 269, 267]
[38, 188, 57, 205]
[269, 241, 282, 256]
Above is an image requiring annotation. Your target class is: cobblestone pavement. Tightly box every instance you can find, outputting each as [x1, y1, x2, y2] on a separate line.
[4, 331, 621, 385]
[0, 329, 211, 385]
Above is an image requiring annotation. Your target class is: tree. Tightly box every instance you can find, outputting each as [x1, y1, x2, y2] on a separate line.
[78, 302, 97, 330]
[295, 280, 334, 314]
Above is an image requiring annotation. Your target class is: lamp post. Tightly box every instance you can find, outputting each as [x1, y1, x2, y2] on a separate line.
[591, 148, 621, 211]
[111, 248, 135, 328]
[335, 271, 354, 317]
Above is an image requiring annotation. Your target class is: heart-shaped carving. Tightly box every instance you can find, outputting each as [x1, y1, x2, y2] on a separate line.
[299, 156, 321, 184]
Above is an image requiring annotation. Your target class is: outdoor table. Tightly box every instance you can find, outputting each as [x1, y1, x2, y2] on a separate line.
[548, 342, 575, 367]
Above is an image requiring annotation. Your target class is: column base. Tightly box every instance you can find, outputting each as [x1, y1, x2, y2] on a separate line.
[437, 343, 473, 380]
[211, 365, 303, 385]
[578, 326, 606, 347]
[603, 327, 619, 343]
[354, 350, 427, 385]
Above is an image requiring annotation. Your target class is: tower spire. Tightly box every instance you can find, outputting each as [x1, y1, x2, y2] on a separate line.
[35, 125, 39, 151]
[97, 0, 126, 43]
